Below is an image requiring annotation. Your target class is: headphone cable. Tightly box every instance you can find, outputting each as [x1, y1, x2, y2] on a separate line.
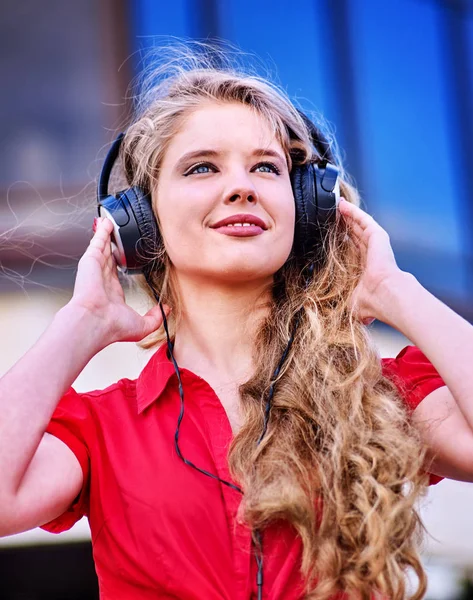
[145, 273, 305, 600]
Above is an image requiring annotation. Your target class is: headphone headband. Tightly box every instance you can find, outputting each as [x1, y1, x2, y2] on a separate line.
[296, 109, 337, 166]
[98, 133, 125, 203]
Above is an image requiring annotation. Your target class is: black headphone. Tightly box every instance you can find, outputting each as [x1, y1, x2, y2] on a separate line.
[96, 113, 341, 275]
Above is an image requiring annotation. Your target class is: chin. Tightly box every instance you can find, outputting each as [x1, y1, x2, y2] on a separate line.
[211, 261, 280, 284]
[175, 250, 290, 285]
[212, 248, 290, 279]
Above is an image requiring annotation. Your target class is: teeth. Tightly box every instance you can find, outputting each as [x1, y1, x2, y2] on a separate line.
[226, 223, 256, 227]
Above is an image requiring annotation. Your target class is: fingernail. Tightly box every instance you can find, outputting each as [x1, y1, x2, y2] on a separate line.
[92, 218, 98, 232]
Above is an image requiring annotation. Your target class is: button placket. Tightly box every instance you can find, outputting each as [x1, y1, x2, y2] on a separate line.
[190, 375, 253, 599]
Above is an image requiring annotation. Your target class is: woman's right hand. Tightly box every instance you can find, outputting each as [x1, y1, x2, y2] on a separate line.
[68, 217, 168, 347]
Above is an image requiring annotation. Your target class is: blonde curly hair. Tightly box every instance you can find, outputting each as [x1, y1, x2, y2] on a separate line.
[119, 42, 429, 599]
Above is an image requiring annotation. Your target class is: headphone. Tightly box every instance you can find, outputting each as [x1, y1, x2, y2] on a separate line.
[96, 113, 341, 600]
[96, 112, 341, 275]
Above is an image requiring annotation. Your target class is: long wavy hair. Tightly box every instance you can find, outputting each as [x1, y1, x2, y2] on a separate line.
[119, 42, 429, 599]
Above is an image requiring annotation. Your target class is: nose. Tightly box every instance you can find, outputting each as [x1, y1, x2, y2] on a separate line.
[223, 171, 258, 205]
[228, 191, 256, 203]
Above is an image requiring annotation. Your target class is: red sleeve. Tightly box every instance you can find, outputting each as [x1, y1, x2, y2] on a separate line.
[39, 387, 91, 534]
[381, 345, 446, 486]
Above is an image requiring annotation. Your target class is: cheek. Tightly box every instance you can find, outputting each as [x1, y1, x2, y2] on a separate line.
[277, 193, 296, 245]
[154, 188, 209, 258]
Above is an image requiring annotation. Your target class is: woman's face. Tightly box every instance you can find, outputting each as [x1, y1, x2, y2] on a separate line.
[155, 102, 295, 285]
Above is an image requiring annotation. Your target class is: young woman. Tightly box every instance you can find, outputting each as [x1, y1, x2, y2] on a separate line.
[1, 47, 473, 600]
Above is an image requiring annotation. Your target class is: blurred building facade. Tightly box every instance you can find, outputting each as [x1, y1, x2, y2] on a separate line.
[1, 0, 473, 598]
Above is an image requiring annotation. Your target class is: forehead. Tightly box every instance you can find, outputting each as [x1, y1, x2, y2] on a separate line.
[166, 102, 283, 158]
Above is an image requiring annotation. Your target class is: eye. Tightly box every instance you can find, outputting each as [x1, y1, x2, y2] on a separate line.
[184, 162, 216, 176]
[183, 161, 281, 176]
[253, 162, 281, 175]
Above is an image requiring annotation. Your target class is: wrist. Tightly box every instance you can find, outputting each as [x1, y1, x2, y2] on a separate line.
[373, 271, 421, 329]
[55, 303, 110, 353]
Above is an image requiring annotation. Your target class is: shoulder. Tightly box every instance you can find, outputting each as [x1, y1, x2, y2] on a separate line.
[51, 377, 139, 426]
[381, 346, 449, 484]
[381, 345, 446, 412]
[79, 378, 137, 403]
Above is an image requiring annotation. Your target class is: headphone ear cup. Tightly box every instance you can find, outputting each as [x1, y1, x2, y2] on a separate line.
[98, 186, 161, 275]
[120, 186, 161, 274]
[291, 163, 320, 263]
[125, 187, 160, 251]
[291, 162, 339, 267]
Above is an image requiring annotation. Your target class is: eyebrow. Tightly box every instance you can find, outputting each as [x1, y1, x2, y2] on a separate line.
[174, 148, 287, 171]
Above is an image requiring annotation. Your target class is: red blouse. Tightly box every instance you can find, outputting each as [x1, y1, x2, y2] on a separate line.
[40, 345, 445, 599]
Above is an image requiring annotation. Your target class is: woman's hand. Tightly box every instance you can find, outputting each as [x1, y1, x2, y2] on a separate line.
[338, 198, 404, 325]
[68, 217, 169, 346]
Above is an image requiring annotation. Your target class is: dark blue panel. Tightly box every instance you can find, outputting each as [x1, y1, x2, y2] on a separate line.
[129, 0, 189, 55]
[346, 0, 466, 299]
[469, 10, 473, 84]
[217, 0, 334, 123]
[469, 9, 473, 85]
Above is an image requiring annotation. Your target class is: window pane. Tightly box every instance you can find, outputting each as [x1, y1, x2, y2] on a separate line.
[346, 0, 467, 300]
[218, 0, 330, 115]
[1, 0, 108, 187]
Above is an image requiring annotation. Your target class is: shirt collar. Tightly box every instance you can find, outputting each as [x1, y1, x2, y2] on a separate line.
[136, 343, 176, 414]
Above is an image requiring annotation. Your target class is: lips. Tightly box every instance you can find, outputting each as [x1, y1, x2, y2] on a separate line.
[210, 214, 268, 230]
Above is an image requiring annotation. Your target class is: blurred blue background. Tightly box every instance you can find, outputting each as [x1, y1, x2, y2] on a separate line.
[2, 0, 473, 317]
[1, 1, 473, 598]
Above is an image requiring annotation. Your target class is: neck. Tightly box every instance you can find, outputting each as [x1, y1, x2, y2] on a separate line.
[171, 273, 273, 381]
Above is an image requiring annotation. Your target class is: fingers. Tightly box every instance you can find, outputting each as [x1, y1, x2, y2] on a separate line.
[85, 217, 119, 276]
[140, 304, 172, 339]
[338, 199, 386, 244]
[338, 200, 364, 242]
[92, 217, 116, 261]
[339, 199, 377, 230]
[90, 217, 113, 251]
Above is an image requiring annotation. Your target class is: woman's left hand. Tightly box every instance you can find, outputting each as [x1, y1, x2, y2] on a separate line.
[338, 198, 404, 325]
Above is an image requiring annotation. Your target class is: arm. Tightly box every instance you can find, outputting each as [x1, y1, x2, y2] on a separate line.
[338, 199, 473, 481]
[0, 218, 166, 536]
[0, 305, 105, 535]
[376, 274, 473, 482]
